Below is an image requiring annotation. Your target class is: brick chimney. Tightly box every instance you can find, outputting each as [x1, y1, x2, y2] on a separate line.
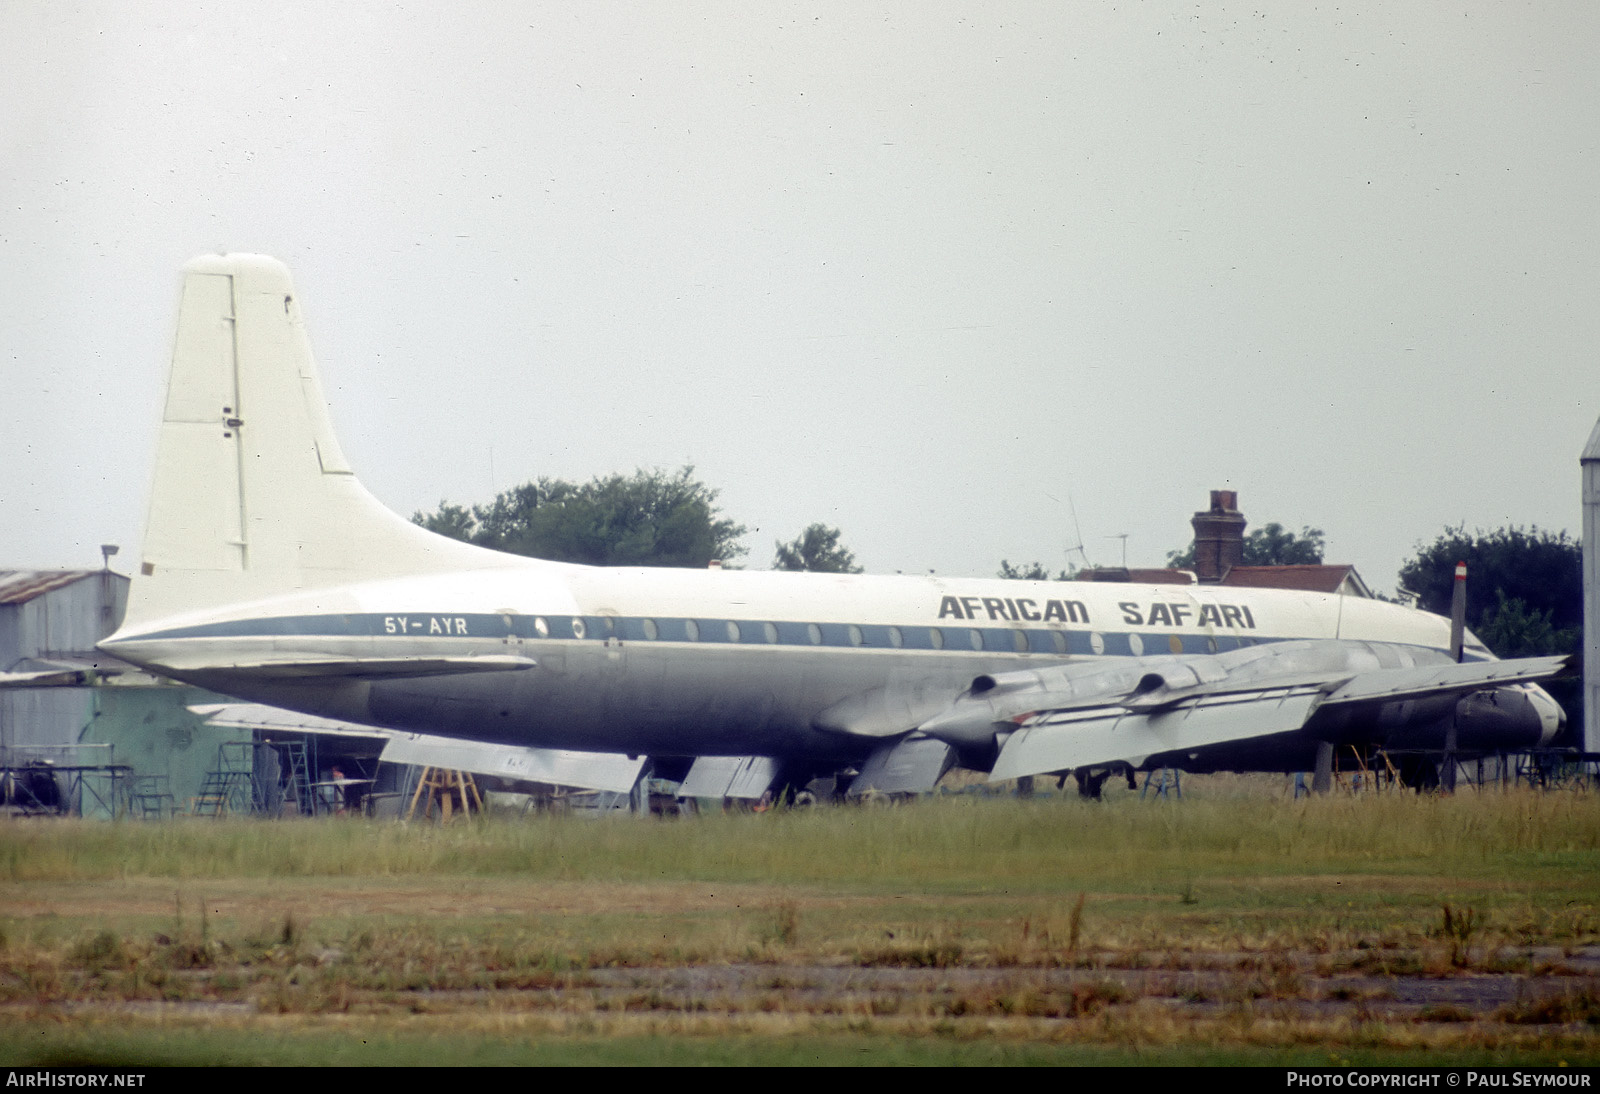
[1191, 489, 1246, 583]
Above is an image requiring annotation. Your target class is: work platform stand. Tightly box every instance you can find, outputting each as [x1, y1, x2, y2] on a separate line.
[192, 741, 253, 816]
[192, 739, 317, 817]
[1, 744, 133, 817]
[1291, 744, 1403, 798]
[1140, 768, 1181, 799]
[1289, 747, 1594, 796]
[405, 766, 483, 821]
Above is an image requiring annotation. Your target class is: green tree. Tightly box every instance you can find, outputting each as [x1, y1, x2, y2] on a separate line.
[1397, 526, 1582, 737]
[997, 560, 1071, 581]
[1168, 522, 1326, 568]
[773, 523, 863, 573]
[412, 466, 747, 568]
[415, 501, 475, 541]
[1396, 526, 1580, 657]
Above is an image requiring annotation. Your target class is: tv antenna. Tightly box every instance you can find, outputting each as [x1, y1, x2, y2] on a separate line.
[1044, 490, 1094, 571]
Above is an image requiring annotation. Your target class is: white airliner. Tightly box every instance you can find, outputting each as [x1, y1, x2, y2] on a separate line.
[99, 254, 1568, 796]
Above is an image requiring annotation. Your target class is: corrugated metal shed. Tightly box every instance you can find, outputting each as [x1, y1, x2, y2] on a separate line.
[0, 571, 103, 604]
[0, 567, 241, 814]
[1, 569, 130, 755]
[0, 569, 128, 669]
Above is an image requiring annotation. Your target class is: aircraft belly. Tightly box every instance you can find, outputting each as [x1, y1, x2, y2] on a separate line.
[356, 642, 1012, 758]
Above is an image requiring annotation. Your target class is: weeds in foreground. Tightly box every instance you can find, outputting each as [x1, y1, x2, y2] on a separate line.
[758, 902, 798, 948]
[1438, 904, 1480, 969]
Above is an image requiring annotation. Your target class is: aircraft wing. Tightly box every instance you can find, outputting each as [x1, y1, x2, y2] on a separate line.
[917, 643, 1573, 782]
[193, 703, 645, 794]
[1318, 655, 1570, 706]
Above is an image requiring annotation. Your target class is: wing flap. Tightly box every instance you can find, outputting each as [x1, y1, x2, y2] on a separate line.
[991, 690, 1320, 782]
[849, 736, 956, 796]
[678, 756, 781, 800]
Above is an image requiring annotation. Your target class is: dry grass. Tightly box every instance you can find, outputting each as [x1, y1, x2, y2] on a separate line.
[1, 784, 1597, 1065]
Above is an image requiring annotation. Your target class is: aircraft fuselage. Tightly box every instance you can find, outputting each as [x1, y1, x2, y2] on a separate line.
[103, 560, 1475, 762]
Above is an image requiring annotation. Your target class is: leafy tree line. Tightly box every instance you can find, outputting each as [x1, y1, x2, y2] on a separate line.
[995, 523, 1327, 582]
[413, 468, 863, 572]
[1397, 526, 1580, 660]
[774, 523, 863, 573]
[1399, 526, 1583, 738]
[1166, 523, 1327, 568]
[415, 467, 748, 568]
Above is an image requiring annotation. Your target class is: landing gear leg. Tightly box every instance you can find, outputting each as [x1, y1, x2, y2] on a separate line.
[1073, 768, 1109, 800]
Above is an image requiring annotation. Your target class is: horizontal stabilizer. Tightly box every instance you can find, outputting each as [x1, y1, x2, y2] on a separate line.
[992, 690, 1320, 782]
[194, 703, 645, 794]
[192, 703, 392, 738]
[0, 656, 135, 689]
[0, 669, 94, 688]
[187, 654, 536, 679]
[379, 735, 645, 794]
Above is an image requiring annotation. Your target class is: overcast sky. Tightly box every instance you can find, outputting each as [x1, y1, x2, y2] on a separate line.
[4, 2, 1596, 594]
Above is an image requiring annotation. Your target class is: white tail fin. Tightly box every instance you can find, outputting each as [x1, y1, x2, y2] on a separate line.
[123, 254, 513, 629]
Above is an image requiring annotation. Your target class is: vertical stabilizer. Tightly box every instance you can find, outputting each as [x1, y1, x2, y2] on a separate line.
[123, 254, 516, 630]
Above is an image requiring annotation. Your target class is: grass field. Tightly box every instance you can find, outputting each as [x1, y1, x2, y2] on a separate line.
[2, 779, 1597, 1066]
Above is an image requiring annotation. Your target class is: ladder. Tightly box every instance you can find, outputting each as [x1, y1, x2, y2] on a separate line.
[192, 742, 253, 816]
